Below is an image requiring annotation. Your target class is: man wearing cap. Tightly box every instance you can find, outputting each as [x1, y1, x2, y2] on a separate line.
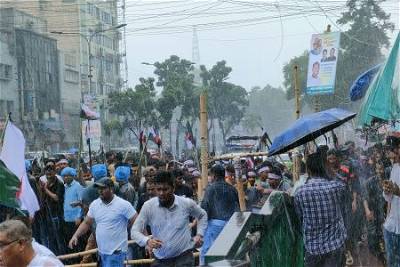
[115, 166, 137, 208]
[200, 165, 240, 266]
[61, 167, 84, 257]
[69, 177, 137, 267]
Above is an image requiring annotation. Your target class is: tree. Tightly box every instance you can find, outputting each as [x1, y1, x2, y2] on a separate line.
[108, 77, 157, 143]
[154, 55, 199, 155]
[247, 85, 300, 138]
[283, 0, 394, 110]
[200, 61, 249, 145]
[103, 119, 123, 149]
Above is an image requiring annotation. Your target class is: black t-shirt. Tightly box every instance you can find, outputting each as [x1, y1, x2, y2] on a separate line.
[44, 177, 65, 219]
[174, 184, 194, 199]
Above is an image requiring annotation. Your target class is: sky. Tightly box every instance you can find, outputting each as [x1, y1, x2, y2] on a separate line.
[125, 0, 399, 91]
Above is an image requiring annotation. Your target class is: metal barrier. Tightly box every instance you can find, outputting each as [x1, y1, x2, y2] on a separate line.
[205, 192, 304, 267]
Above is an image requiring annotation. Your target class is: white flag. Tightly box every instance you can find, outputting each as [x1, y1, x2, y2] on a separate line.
[0, 122, 40, 216]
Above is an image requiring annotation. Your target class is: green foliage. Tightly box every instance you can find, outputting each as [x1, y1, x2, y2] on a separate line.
[108, 77, 157, 138]
[103, 120, 123, 137]
[200, 60, 249, 143]
[154, 55, 199, 128]
[242, 113, 262, 132]
[247, 85, 297, 137]
[283, 0, 394, 110]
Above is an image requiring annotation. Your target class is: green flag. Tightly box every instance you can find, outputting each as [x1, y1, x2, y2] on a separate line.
[0, 160, 20, 209]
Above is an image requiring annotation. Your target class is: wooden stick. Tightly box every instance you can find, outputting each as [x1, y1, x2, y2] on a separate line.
[64, 252, 200, 267]
[199, 93, 208, 200]
[58, 241, 136, 260]
[211, 152, 268, 161]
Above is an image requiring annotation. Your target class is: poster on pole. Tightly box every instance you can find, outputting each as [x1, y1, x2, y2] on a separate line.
[82, 120, 101, 152]
[306, 32, 341, 95]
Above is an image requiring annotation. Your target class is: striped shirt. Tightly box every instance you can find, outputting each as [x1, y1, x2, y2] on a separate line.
[131, 195, 207, 259]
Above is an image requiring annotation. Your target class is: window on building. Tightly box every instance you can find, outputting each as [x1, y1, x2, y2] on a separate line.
[64, 69, 79, 84]
[95, 7, 100, 19]
[65, 54, 76, 68]
[0, 64, 12, 80]
[0, 101, 6, 116]
[101, 11, 111, 24]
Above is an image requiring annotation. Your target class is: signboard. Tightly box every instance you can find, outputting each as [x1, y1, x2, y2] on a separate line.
[82, 120, 101, 152]
[306, 32, 341, 95]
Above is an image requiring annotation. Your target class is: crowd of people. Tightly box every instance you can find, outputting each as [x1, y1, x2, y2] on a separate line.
[0, 140, 399, 267]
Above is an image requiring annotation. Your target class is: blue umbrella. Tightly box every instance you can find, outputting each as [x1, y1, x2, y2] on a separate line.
[349, 64, 381, 102]
[268, 108, 356, 156]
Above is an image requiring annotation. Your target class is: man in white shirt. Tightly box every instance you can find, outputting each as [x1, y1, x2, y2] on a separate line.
[69, 178, 137, 267]
[0, 220, 64, 267]
[132, 171, 207, 267]
[383, 158, 400, 267]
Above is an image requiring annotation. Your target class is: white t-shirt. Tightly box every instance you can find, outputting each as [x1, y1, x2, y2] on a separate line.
[28, 254, 64, 267]
[88, 196, 136, 255]
[32, 239, 56, 258]
[384, 163, 400, 234]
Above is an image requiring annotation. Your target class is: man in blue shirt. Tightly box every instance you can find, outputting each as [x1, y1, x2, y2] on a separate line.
[61, 167, 83, 258]
[200, 165, 240, 266]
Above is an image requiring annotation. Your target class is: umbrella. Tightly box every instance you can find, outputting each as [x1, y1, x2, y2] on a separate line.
[268, 108, 356, 156]
[349, 64, 381, 102]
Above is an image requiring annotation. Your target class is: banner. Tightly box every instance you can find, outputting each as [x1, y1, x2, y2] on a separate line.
[306, 32, 341, 95]
[82, 120, 101, 152]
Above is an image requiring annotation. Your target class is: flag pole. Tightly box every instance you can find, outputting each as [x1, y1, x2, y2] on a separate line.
[0, 113, 11, 146]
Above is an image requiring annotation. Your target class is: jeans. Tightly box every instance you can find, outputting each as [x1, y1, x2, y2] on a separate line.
[200, 219, 227, 266]
[304, 247, 345, 267]
[384, 229, 400, 267]
[99, 251, 127, 267]
[152, 251, 194, 267]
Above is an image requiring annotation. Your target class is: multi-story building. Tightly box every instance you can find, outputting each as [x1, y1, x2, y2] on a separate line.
[1, 0, 123, 150]
[0, 7, 63, 151]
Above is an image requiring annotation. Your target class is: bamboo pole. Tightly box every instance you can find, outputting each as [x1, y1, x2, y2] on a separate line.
[210, 152, 268, 161]
[58, 240, 136, 260]
[292, 65, 301, 182]
[234, 156, 246, 211]
[64, 252, 200, 267]
[199, 93, 208, 200]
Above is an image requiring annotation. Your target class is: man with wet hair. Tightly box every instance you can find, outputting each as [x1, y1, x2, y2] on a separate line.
[0, 220, 63, 267]
[132, 171, 207, 267]
[294, 152, 347, 267]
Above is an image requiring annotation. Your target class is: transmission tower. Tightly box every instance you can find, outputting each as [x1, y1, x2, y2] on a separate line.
[118, 0, 128, 90]
[192, 25, 200, 65]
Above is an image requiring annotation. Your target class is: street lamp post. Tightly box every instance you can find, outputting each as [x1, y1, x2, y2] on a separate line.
[51, 24, 126, 167]
[51, 23, 127, 96]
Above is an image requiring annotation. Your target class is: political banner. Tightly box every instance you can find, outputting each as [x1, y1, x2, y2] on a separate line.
[82, 119, 101, 152]
[306, 32, 341, 95]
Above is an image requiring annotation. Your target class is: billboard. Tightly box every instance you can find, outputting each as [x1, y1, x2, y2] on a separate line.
[306, 32, 341, 95]
[82, 120, 101, 152]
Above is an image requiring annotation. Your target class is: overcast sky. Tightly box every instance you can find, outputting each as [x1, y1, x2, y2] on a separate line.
[125, 0, 399, 91]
